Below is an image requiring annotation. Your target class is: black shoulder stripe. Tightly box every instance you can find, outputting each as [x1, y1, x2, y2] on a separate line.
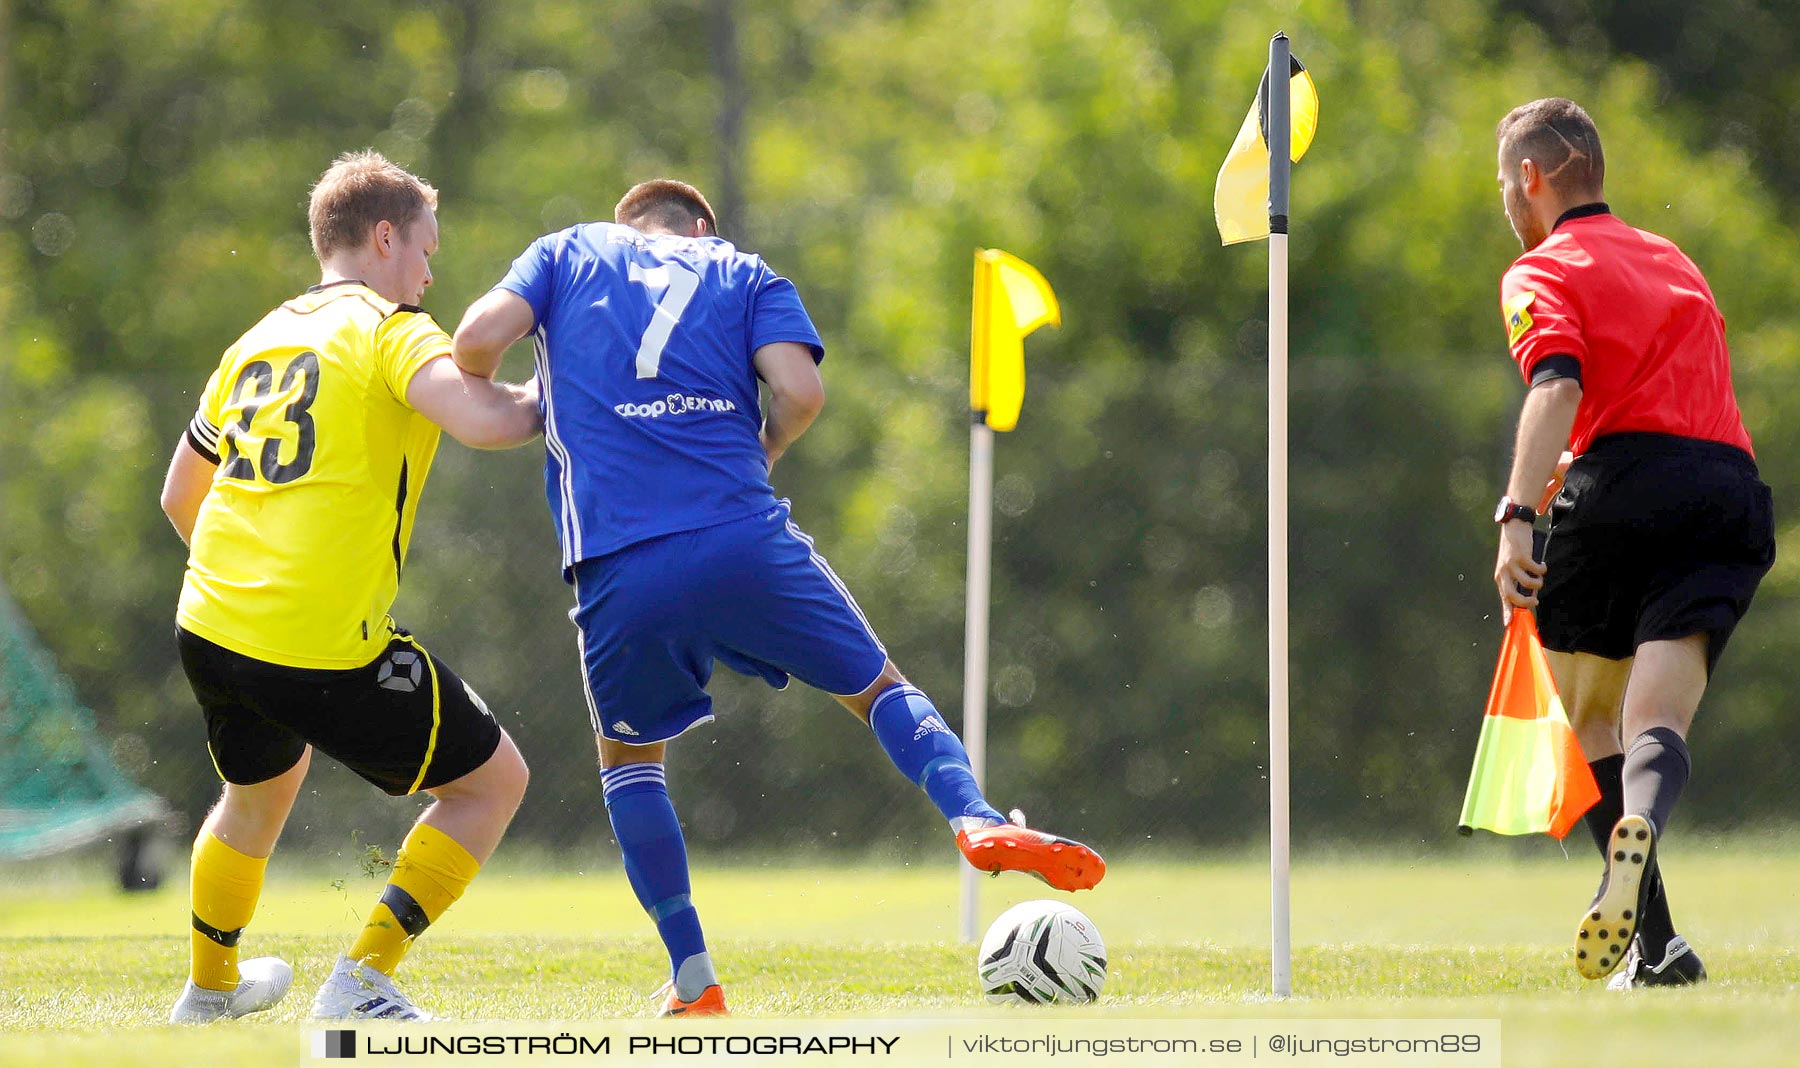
[188, 409, 220, 442]
[185, 428, 221, 466]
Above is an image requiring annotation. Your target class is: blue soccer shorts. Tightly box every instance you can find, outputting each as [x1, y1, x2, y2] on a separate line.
[569, 500, 889, 744]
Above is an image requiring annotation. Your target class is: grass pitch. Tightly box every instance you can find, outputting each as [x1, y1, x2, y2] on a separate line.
[2, 837, 1797, 1066]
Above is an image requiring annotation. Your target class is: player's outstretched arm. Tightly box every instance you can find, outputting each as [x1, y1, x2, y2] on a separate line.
[452, 290, 536, 380]
[754, 341, 825, 469]
[160, 437, 217, 547]
[407, 355, 542, 450]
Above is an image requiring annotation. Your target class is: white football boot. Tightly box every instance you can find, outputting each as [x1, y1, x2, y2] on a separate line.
[310, 955, 432, 1021]
[168, 956, 294, 1023]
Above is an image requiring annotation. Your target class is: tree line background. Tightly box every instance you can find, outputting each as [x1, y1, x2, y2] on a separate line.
[4, 0, 1798, 860]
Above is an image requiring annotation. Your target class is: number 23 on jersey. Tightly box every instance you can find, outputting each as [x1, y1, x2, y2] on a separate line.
[219, 351, 321, 484]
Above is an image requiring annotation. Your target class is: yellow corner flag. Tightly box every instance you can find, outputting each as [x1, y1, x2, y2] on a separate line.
[1214, 54, 1319, 245]
[970, 249, 1059, 432]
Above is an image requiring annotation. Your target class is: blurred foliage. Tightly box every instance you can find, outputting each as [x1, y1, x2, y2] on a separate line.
[3, 0, 1798, 856]
[1500, 0, 1800, 216]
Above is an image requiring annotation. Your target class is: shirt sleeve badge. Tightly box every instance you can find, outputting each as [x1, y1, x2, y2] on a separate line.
[1504, 290, 1536, 346]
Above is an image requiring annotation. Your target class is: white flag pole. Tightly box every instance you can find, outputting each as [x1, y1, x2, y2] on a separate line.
[1265, 30, 1294, 1000]
[960, 418, 996, 942]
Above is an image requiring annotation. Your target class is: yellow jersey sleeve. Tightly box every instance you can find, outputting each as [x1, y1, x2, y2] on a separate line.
[377, 308, 453, 407]
[185, 363, 229, 463]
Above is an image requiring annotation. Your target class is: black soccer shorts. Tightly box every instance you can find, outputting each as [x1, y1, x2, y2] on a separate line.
[1538, 432, 1775, 671]
[178, 627, 502, 795]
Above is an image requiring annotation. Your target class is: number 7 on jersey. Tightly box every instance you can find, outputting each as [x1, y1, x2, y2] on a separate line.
[627, 261, 700, 379]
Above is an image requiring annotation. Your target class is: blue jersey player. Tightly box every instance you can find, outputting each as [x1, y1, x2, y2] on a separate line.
[453, 180, 1104, 1016]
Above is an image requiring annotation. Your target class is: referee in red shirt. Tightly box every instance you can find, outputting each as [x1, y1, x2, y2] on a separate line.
[1490, 98, 1774, 989]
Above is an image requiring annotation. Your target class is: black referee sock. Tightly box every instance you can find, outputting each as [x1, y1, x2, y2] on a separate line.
[1582, 755, 1626, 858]
[1622, 728, 1691, 958]
[1623, 727, 1690, 838]
[1586, 753, 1677, 957]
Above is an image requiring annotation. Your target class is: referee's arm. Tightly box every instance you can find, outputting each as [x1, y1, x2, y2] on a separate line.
[1494, 376, 1581, 616]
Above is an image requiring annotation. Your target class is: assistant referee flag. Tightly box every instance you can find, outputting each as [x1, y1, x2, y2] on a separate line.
[1459, 610, 1599, 839]
[1214, 54, 1319, 245]
[970, 249, 1059, 432]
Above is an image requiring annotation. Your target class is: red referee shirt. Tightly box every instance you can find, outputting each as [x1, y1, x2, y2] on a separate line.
[1500, 204, 1753, 458]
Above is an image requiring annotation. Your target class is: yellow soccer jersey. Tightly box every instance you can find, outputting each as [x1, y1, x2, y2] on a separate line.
[177, 281, 448, 668]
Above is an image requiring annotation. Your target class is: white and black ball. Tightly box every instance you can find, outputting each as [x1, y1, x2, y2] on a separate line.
[977, 900, 1107, 1004]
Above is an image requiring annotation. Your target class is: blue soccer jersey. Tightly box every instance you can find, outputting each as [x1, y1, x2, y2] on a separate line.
[496, 223, 825, 568]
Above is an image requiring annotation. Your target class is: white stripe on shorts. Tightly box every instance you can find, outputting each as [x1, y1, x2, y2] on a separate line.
[784, 517, 886, 654]
[570, 569, 604, 735]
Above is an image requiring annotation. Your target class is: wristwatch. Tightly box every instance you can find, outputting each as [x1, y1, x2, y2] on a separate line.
[1493, 496, 1536, 525]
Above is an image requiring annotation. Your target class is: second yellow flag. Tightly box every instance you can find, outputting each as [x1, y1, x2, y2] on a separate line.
[970, 249, 1060, 432]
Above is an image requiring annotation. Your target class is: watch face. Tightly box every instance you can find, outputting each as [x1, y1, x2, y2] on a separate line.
[1494, 499, 1511, 523]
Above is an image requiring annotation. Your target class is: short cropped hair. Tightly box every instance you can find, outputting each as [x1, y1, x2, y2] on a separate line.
[614, 179, 718, 236]
[307, 150, 439, 262]
[1497, 98, 1605, 196]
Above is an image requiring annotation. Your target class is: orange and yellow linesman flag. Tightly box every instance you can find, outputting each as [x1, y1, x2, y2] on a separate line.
[1214, 55, 1320, 245]
[1458, 611, 1600, 838]
[970, 249, 1059, 432]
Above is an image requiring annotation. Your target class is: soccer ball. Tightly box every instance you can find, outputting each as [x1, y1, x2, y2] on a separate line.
[977, 899, 1107, 1004]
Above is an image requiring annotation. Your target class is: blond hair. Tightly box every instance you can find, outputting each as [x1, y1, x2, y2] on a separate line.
[307, 150, 439, 262]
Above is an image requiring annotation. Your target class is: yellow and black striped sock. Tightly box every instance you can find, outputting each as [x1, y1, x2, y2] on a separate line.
[347, 824, 479, 975]
[189, 832, 268, 991]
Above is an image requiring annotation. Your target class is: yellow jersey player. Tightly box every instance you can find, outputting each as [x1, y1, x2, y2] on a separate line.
[160, 151, 540, 1023]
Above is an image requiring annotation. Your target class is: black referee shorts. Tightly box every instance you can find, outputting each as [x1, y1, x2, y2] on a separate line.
[1538, 432, 1775, 671]
[178, 627, 503, 795]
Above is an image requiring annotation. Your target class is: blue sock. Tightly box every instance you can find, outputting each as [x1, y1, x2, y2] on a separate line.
[867, 684, 1005, 826]
[601, 763, 716, 1000]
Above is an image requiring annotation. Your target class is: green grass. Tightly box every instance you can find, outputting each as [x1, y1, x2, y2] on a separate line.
[2, 840, 1798, 1066]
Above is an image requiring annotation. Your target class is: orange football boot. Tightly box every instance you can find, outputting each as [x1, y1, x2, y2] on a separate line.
[658, 983, 729, 1017]
[956, 809, 1106, 891]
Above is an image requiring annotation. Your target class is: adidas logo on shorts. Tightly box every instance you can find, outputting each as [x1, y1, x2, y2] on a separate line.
[611, 720, 640, 737]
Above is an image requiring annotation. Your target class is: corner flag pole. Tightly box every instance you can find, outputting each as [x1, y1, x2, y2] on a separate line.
[1265, 30, 1294, 1000]
[960, 417, 994, 943]
[959, 248, 1058, 942]
[961, 250, 998, 945]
